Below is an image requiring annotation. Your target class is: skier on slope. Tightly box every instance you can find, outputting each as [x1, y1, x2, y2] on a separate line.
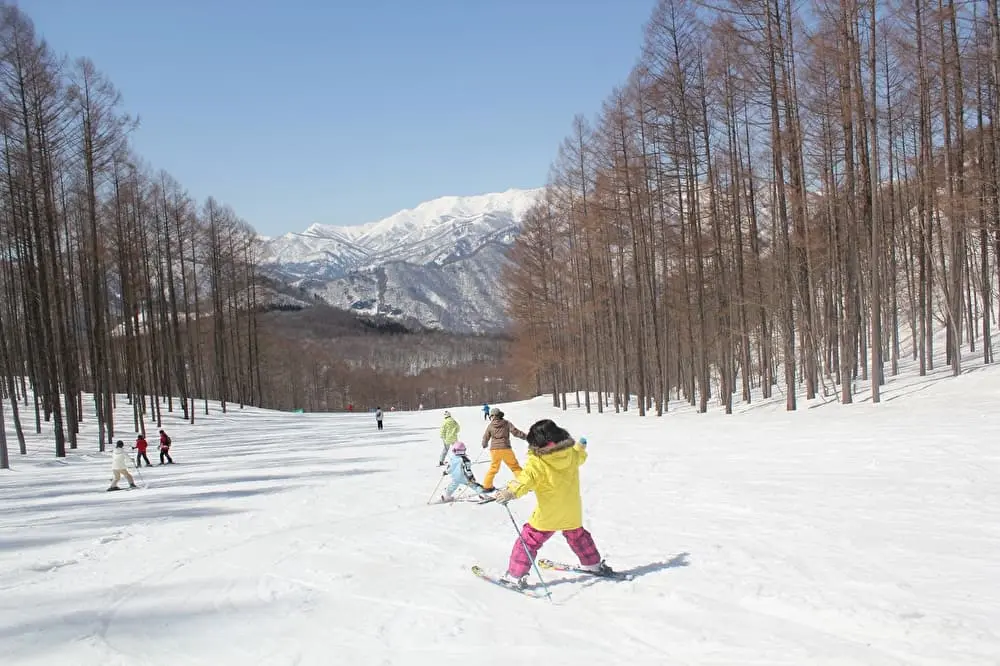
[439, 410, 461, 466]
[375, 407, 384, 431]
[493, 419, 613, 589]
[108, 440, 138, 491]
[480, 407, 525, 492]
[482, 403, 490, 421]
[440, 442, 488, 502]
[133, 433, 152, 467]
[158, 429, 174, 464]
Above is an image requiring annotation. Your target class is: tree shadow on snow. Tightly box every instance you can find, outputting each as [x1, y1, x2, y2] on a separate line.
[0, 578, 302, 660]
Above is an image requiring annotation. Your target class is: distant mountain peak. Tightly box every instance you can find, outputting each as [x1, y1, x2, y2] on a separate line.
[259, 187, 544, 333]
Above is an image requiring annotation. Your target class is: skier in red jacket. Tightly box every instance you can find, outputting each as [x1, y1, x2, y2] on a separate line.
[158, 429, 174, 464]
[132, 434, 152, 467]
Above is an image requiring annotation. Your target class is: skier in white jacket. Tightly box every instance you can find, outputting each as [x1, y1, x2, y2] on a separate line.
[108, 440, 137, 491]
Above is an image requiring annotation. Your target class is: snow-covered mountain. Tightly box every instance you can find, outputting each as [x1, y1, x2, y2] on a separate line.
[259, 188, 544, 333]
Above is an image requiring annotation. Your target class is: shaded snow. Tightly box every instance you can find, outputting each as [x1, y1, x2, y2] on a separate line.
[2, 354, 999, 664]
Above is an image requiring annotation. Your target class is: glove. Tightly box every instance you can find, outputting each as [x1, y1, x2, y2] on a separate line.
[494, 488, 516, 505]
[579, 437, 587, 447]
[482, 443, 488, 449]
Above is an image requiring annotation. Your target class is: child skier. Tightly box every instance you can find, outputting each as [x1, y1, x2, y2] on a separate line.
[158, 429, 174, 464]
[133, 433, 152, 467]
[108, 440, 138, 491]
[440, 442, 488, 502]
[494, 419, 613, 588]
[439, 410, 460, 466]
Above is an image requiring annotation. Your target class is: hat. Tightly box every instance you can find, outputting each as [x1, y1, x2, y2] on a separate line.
[443, 410, 451, 417]
[489, 407, 503, 418]
[115, 440, 124, 448]
[451, 441, 466, 455]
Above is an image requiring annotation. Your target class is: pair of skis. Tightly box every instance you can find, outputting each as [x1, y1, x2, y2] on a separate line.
[472, 558, 633, 598]
[430, 494, 496, 505]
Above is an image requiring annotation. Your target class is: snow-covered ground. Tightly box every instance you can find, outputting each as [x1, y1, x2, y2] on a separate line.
[2, 359, 1000, 665]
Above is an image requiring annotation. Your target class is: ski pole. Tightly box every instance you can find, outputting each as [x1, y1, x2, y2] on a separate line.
[427, 472, 447, 504]
[503, 503, 553, 601]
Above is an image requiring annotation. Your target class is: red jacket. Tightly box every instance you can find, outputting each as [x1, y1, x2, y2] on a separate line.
[159, 432, 171, 449]
[135, 437, 148, 452]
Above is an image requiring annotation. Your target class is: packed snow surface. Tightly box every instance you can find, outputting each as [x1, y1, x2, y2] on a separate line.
[2, 365, 1000, 664]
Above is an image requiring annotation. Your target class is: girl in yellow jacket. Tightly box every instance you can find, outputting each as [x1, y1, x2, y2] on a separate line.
[494, 419, 612, 588]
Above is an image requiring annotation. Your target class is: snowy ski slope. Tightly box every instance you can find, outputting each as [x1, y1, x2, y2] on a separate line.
[2, 360, 999, 665]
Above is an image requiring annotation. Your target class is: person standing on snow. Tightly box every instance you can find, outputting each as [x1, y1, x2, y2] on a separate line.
[440, 442, 488, 502]
[480, 407, 525, 492]
[158, 429, 174, 464]
[108, 440, 138, 491]
[439, 410, 461, 466]
[482, 403, 490, 421]
[493, 419, 613, 588]
[375, 407, 384, 431]
[133, 433, 152, 467]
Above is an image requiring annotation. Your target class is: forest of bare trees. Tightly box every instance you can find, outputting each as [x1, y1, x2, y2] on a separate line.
[0, 6, 265, 466]
[506, 0, 1000, 415]
[0, 4, 522, 466]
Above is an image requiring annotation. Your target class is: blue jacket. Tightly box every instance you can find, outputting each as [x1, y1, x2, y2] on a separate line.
[448, 454, 476, 485]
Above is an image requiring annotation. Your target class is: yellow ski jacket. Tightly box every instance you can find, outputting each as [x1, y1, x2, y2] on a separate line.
[507, 439, 587, 531]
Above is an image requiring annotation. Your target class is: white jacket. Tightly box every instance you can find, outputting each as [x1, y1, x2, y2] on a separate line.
[111, 448, 129, 471]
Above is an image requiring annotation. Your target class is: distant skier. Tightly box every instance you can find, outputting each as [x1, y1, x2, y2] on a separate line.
[439, 410, 461, 466]
[133, 433, 152, 467]
[493, 419, 613, 588]
[158, 429, 174, 464]
[108, 440, 138, 491]
[440, 442, 488, 502]
[480, 407, 525, 491]
[375, 407, 383, 431]
[482, 403, 490, 421]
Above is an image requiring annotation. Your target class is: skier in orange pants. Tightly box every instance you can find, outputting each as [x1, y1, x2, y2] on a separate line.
[481, 407, 525, 491]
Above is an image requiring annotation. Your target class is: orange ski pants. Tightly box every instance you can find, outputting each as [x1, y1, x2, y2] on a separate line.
[483, 448, 522, 490]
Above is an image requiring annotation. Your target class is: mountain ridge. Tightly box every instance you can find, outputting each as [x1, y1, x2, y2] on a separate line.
[259, 188, 544, 333]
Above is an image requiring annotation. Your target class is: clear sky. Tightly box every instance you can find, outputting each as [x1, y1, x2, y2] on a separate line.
[18, 0, 655, 236]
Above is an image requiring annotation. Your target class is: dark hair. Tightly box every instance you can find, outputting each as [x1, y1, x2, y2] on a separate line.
[115, 440, 124, 447]
[526, 419, 570, 448]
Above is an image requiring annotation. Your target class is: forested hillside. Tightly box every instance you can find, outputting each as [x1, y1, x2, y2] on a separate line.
[506, 0, 1000, 414]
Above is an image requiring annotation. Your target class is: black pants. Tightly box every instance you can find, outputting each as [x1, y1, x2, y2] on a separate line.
[160, 449, 173, 464]
[377, 420, 383, 430]
[136, 451, 151, 467]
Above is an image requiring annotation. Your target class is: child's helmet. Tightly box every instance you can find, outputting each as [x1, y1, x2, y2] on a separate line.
[451, 441, 466, 455]
[443, 410, 451, 418]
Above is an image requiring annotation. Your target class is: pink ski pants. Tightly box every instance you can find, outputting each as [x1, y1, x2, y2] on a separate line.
[507, 523, 601, 578]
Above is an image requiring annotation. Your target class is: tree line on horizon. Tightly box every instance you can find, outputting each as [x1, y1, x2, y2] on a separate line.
[506, 0, 1000, 415]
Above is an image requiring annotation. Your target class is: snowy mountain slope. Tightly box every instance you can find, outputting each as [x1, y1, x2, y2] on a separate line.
[3, 345, 1000, 664]
[306, 244, 512, 331]
[259, 189, 544, 333]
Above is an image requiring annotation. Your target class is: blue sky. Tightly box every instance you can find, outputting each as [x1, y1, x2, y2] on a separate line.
[19, 0, 654, 236]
